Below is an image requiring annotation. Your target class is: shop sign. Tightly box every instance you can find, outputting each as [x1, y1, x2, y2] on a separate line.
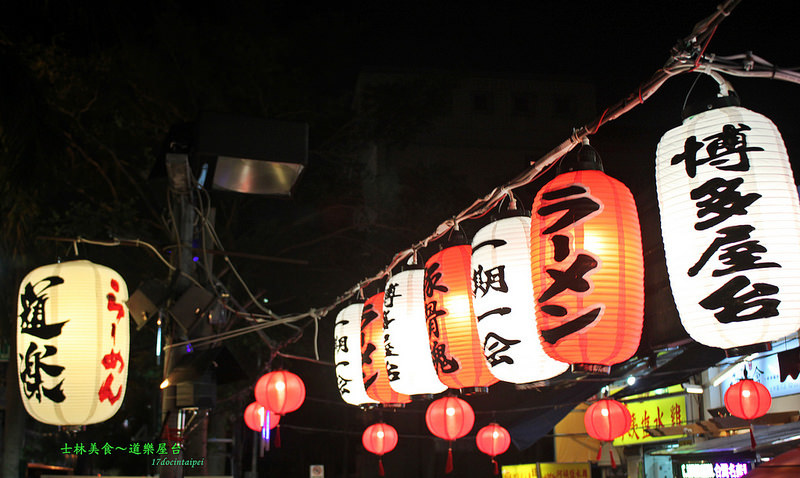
[613, 394, 687, 446]
[677, 461, 749, 478]
[721, 354, 800, 399]
[501, 462, 590, 478]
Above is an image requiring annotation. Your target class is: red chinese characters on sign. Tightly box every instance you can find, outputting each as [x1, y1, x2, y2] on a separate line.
[99, 279, 125, 404]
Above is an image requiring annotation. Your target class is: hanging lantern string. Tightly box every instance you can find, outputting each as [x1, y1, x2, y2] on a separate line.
[34, 1, 800, 353]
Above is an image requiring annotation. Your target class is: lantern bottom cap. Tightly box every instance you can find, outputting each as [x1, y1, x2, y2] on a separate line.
[725, 342, 772, 358]
[410, 393, 436, 402]
[459, 386, 489, 396]
[378, 402, 406, 409]
[571, 363, 611, 375]
[515, 379, 552, 390]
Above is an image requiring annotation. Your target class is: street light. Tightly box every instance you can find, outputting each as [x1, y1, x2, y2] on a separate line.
[192, 113, 308, 196]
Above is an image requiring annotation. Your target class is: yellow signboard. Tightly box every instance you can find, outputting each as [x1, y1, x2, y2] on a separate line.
[501, 462, 591, 478]
[613, 394, 687, 446]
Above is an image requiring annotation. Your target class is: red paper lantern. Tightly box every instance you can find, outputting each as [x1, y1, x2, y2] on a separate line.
[361, 292, 411, 405]
[254, 370, 305, 447]
[584, 398, 631, 469]
[243, 401, 280, 432]
[254, 370, 306, 415]
[424, 245, 498, 392]
[425, 396, 475, 473]
[362, 422, 399, 476]
[584, 399, 631, 442]
[531, 159, 644, 373]
[725, 378, 772, 449]
[725, 379, 771, 420]
[476, 423, 511, 475]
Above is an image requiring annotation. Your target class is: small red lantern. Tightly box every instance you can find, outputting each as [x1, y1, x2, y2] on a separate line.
[425, 396, 475, 474]
[255, 370, 306, 446]
[255, 370, 306, 415]
[584, 398, 631, 468]
[725, 379, 771, 420]
[476, 423, 511, 475]
[725, 378, 771, 448]
[362, 422, 398, 476]
[243, 401, 280, 432]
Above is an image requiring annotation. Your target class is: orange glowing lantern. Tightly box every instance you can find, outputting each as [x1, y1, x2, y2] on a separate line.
[530, 143, 644, 373]
[243, 401, 280, 432]
[584, 398, 631, 468]
[362, 422, 399, 476]
[361, 292, 410, 405]
[476, 423, 511, 475]
[425, 396, 475, 474]
[424, 244, 498, 392]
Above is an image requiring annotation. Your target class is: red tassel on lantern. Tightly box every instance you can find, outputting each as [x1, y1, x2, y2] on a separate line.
[445, 446, 454, 474]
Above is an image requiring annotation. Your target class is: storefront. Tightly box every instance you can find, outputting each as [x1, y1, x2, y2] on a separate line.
[652, 421, 800, 476]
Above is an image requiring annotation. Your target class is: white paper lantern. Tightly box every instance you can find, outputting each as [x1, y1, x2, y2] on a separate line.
[333, 303, 378, 406]
[383, 268, 447, 396]
[472, 215, 568, 383]
[16, 260, 129, 425]
[655, 105, 800, 349]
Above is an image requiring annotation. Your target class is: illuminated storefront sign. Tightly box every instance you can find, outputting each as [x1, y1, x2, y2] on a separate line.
[720, 353, 800, 399]
[501, 462, 590, 478]
[677, 462, 750, 478]
[613, 394, 688, 446]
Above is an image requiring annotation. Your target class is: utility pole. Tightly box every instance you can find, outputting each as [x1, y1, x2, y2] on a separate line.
[162, 146, 196, 478]
[158, 113, 308, 477]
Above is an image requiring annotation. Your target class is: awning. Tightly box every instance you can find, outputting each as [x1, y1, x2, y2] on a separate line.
[744, 446, 800, 477]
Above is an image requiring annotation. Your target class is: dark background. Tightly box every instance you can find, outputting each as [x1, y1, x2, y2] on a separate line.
[1, 1, 798, 476]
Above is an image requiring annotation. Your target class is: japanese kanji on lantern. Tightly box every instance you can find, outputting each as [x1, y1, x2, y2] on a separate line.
[472, 214, 568, 383]
[382, 268, 447, 397]
[333, 303, 378, 406]
[17, 260, 130, 425]
[655, 101, 800, 351]
[530, 142, 644, 373]
[361, 291, 411, 405]
[424, 243, 498, 392]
